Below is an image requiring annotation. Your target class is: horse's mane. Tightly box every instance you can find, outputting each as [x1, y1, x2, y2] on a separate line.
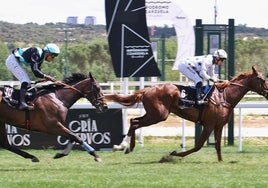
[62, 73, 88, 84]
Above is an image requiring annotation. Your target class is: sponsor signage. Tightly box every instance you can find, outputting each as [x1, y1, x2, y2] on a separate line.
[6, 109, 123, 150]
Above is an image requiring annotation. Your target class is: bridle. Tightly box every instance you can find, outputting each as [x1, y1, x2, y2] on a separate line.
[210, 75, 268, 108]
[55, 79, 104, 105]
[229, 75, 268, 97]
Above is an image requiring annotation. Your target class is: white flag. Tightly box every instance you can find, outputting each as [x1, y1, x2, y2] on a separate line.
[146, 0, 195, 70]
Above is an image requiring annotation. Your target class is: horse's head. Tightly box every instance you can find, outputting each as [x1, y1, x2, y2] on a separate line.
[83, 73, 108, 113]
[247, 66, 268, 99]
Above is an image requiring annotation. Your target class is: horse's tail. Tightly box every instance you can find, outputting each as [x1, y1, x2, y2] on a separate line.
[105, 89, 145, 106]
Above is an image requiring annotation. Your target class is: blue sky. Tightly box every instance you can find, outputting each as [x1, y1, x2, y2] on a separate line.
[0, 0, 266, 28]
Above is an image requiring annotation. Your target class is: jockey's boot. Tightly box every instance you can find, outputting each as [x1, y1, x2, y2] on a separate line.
[196, 82, 207, 105]
[19, 82, 34, 110]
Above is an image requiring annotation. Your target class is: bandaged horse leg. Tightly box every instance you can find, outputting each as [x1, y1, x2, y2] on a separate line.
[82, 141, 102, 162]
[113, 135, 131, 151]
[54, 140, 74, 159]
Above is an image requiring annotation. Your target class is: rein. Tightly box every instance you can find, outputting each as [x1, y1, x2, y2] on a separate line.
[210, 82, 248, 109]
[229, 82, 250, 90]
[54, 80, 104, 102]
[55, 81, 85, 96]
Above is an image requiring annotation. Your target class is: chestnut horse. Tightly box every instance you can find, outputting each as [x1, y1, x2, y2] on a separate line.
[105, 66, 268, 161]
[0, 73, 108, 162]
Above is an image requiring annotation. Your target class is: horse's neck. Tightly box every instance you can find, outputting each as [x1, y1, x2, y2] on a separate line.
[223, 83, 249, 106]
[55, 87, 81, 108]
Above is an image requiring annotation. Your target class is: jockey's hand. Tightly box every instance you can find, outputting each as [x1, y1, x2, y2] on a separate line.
[44, 75, 57, 82]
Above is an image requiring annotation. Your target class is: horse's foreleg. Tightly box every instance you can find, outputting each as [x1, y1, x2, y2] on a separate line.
[0, 125, 39, 162]
[170, 126, 214, 159]
[54, 140, 74, 159]
[214, 126, 224, 161]
[53, 122, 101, 162]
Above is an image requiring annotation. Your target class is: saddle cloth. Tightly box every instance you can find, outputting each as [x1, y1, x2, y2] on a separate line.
[1, 83, 58, 109]
[176, 85, 213, 108]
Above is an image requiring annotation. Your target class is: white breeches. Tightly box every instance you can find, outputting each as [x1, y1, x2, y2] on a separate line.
[5, 54, 31, 85]
[178, 63, 202, 85]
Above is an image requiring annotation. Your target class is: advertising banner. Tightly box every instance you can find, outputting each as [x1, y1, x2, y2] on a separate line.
[6, 109, 123, 150]
[105, 0, 161, 77]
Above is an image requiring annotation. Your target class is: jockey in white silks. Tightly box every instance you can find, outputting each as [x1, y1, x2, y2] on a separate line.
[178, 49, 228, 105]
[5, 43, 60, 110]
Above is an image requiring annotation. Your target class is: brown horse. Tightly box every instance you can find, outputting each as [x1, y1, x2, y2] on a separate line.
[105, 66, 268, 161]
[0, 73, 108, 162]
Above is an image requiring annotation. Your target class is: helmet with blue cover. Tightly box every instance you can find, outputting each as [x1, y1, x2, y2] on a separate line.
[43, 43, 60, 55]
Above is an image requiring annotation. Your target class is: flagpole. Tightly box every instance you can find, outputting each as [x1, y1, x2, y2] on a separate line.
[214, 0, 217, 24]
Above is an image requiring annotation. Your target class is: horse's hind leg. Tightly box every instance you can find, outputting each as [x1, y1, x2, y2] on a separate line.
[170, 125, 214, 159]
[0, 124, 39, 162]
[114, 110, 169, 154]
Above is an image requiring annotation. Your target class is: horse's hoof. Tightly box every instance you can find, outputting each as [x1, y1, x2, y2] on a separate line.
[113, 145, 124, 151]
[31, 157, 40, 162]
[94, 157, 102, 162]
[124, 147, 131, 154]
[53, 153, 66, 159]
[170, 150, 178, 156]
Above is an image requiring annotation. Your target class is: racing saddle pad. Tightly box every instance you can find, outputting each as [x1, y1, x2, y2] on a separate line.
[1, 83, 58, 109]
[1, 85, 35, 109]
[176, 85, 213, 108]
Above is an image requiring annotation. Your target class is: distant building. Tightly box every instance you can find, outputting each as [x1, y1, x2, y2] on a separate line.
[85, 16, 96, 25]
[67, 16, 78, 24]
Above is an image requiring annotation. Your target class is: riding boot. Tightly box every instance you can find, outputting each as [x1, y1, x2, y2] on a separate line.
[196, 82, 207, 105]
[19, 82, 34, 110]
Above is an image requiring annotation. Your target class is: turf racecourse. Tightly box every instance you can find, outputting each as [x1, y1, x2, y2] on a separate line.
[0, 137, 267, 188]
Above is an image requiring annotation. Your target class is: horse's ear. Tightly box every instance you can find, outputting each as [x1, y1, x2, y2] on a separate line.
[89, 72, 92, 78]
[252, 66, 258, 75]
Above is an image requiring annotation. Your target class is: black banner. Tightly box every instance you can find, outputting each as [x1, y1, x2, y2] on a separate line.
[6, 109, 123, 150]
[105, 0, 161, 78]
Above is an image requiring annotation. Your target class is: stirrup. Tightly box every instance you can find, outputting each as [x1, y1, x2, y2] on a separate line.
[196, 100, 208, 105]
[18, 103, 34, 110]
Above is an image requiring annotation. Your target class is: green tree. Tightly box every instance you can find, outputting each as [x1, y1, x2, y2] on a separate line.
[0, 40, 13, 80]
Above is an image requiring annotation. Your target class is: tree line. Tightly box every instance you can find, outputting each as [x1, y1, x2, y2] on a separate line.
[1, 22, 268, 82]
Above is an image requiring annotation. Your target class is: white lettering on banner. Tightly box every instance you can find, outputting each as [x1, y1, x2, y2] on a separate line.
[57, 117, 112, 146]
[57, 132, 111, 145]
[125, 46, 150, 59]
[69, 119, 98, 132]
[7, 125, 18, 134]
[7, 133, 30, 146]
[146, 5, 169, 15]
[6, 125, 31, 146]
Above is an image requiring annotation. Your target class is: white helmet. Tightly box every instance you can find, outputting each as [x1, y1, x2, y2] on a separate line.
[43, 43, 60, 55]
[213, 49, 227, 59]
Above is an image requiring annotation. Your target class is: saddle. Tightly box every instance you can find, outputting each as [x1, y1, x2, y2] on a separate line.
[176, 84, 214, 109]
[1, 82, 59, 110]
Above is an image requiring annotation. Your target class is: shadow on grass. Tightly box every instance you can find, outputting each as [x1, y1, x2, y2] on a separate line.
[0, 168, 40, 172]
